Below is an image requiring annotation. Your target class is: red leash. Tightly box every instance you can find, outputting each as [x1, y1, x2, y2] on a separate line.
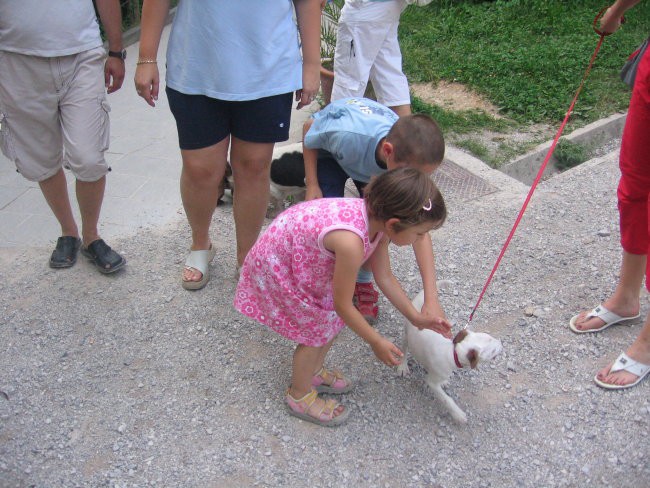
[465, 8, 616, 327]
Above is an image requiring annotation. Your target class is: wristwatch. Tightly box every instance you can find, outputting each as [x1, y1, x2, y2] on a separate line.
[107, 49, 127, 60]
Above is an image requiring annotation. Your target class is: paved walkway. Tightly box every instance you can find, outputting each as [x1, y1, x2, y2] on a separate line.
[0, 23, 317, 248]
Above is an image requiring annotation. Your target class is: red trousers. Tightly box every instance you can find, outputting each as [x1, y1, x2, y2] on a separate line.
[618, 44, 650, 290]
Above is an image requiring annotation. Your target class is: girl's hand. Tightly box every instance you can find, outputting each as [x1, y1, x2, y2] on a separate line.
[412, 314, 453, 339]
[369, 337, 403, 366]
[134, 63, 160, 107]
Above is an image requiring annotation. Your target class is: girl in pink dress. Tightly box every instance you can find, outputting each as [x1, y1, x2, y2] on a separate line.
[234, 168, 451, 426]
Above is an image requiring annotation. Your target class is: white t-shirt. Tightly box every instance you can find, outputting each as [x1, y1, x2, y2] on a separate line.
[0, 1, 101, 57]
[166, 0, 303, 101]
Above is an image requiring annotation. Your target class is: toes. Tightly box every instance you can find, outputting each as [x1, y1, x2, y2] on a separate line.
[183, 266, 203, 282]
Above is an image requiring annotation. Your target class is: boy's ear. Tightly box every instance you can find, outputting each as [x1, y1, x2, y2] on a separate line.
[381, 141, 395, 166]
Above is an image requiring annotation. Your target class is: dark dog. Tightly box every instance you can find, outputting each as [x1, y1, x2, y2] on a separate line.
[224, 151, 307, 218]
[267, 151, 307, 218]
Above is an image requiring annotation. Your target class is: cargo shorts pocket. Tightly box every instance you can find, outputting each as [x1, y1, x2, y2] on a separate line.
[98, 98, 111, 152]
[0, 112, 17, 162]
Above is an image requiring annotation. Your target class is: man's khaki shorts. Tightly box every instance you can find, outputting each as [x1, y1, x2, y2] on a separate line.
[0, 47, 110, 182]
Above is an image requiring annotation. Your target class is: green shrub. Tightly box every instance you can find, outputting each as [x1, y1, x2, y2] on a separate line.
[554, 138, 589, 170]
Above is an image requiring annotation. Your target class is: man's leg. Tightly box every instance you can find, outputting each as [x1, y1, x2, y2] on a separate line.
[76, 175, 105, 245]
[39, 169, 79, 238]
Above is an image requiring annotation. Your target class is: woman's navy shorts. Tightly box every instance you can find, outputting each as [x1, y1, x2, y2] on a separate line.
[166, 87, 293, 150]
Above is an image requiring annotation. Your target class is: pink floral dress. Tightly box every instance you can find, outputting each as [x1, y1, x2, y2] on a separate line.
[234, 198, 382, 347]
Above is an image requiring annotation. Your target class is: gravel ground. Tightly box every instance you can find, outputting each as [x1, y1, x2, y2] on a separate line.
[1, 149, 648, 488]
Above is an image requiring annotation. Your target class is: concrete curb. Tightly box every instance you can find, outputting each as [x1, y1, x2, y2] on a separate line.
[500, 112, 626, 185]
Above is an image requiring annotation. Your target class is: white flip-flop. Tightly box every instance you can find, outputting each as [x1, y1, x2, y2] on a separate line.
[182, 245, 216, 290]
[594, 352, 650, 390]
[568, 305, 640, 334]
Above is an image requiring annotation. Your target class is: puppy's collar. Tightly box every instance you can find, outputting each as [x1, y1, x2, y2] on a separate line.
[453, 346, 463, 369]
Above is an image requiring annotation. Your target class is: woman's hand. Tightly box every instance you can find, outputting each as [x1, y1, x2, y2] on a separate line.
[296, 61, 320, 109]
[134, 63, 160, 107]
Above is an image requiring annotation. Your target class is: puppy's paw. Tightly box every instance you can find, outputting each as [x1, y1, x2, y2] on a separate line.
[451, 410, 468, 424]
[396, 363, 411, 377]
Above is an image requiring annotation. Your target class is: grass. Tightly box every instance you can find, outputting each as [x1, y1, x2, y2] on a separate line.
[554, 138, 590, 170]
[399, 0, 650, 165]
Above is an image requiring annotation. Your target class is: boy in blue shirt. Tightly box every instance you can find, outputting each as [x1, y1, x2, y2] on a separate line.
[302, 97, 446, 324]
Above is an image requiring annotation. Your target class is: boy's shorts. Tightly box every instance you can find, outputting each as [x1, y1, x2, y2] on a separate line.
[332, 19, 410, 107]
[0, 47, 110, 182]
[166, 88, 293, 150]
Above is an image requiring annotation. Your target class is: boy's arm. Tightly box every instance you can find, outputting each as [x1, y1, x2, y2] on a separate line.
[371, 238, 452, 338]
[303, 119, 323, 200]
[325, 231, 403, 366]
[95, 0, 124, 94]
[412, 233, 446, 319]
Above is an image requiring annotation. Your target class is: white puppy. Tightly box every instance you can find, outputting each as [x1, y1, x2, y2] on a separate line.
[397, 290, 503, 423]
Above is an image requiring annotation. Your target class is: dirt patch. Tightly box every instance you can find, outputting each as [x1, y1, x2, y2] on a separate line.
[411, 81, 555, 167]
[412, 81, 501, 117]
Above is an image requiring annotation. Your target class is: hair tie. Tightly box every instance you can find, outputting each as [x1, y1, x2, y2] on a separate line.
[422, 198, 432, 211]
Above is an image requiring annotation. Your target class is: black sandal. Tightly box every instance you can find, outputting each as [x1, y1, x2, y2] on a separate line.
[49, 236, 81, 269]
[81, 239, 126, 274]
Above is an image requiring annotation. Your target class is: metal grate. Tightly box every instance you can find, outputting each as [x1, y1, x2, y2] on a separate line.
[433, 159, 498, 202]
[344, 159, 497, 203]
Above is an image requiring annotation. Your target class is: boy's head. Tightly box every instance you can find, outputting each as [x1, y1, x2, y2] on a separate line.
[379, 114, 444, 175]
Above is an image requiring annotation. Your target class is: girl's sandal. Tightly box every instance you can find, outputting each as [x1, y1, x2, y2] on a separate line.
[285, 389, 349, 427]
[311, 367, 353, 394]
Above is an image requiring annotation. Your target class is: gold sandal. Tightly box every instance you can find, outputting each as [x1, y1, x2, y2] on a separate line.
[285, 389, 349, 427]
[311, 367, 353, 394]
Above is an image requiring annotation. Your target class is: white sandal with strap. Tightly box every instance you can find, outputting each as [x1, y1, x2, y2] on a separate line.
[569, 304, 640, 334]
[594, 352, 650, 390]
[182, 245, 216, 290]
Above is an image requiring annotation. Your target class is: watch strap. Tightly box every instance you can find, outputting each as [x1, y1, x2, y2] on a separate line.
[107, 49, 126, 60]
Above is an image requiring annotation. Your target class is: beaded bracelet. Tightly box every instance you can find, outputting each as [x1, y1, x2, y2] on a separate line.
[136, 59, 157, 65]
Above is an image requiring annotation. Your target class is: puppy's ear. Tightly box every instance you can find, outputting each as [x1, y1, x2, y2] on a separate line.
[453, 329, 468, 344]
[467, 349, 479, 369]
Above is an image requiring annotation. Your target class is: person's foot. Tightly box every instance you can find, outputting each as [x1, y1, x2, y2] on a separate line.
[572, 299, 639, 332]
[182, 245, 216, 290]
[81, 239, 126, 274]
[49, 236, 81, 268]
[595, 342, 650, 388]
[285, 388, 348, 426]
[353, 282, 379, 324]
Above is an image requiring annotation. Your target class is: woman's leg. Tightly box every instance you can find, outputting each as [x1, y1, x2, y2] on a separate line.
[180, 138, 229, 283]
[229, 137, 274, 266]
[572, 251, 644, 331]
